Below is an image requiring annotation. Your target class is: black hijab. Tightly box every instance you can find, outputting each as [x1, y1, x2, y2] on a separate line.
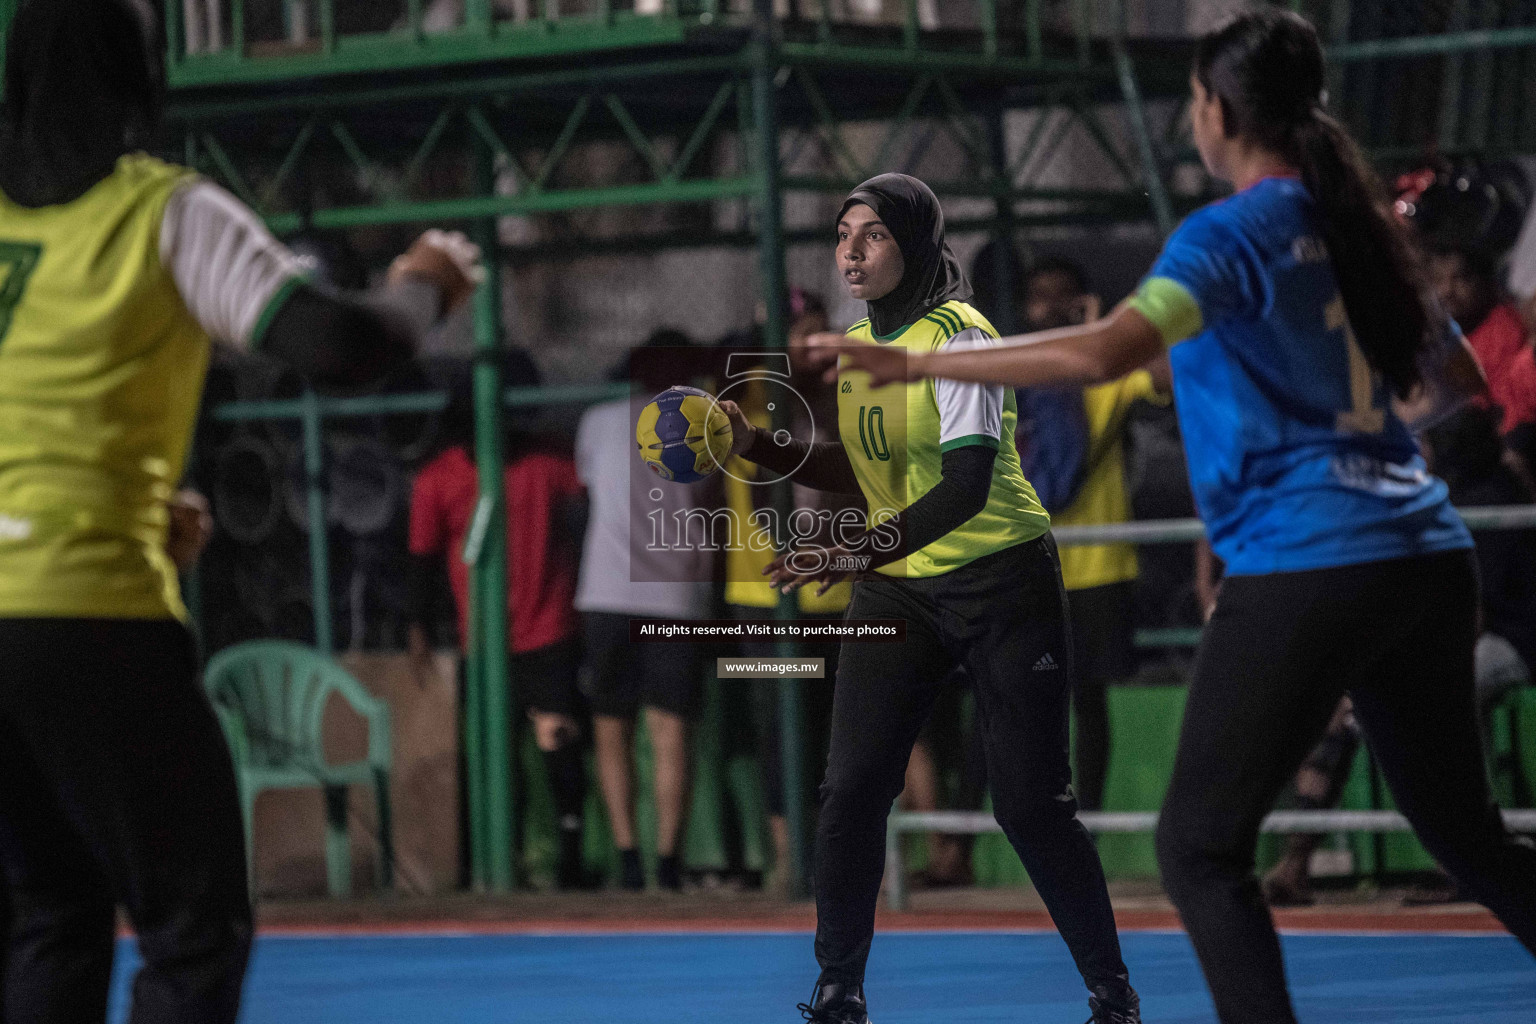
[839, 173, 970, 337]
[0, 0, 163, 208]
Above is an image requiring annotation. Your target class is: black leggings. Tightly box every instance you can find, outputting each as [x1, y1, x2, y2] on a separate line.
[0, 619, 252, 1024]
[814, 537, 1133, 1007]
[1155, 549, 1536, 1024]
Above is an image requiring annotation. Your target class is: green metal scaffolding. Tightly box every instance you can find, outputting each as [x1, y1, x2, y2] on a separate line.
[1, 0, 1519, 894]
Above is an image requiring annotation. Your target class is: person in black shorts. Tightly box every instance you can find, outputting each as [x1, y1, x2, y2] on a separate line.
[574, 338, 719, 892]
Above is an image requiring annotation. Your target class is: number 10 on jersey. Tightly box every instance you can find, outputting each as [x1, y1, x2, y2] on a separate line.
[858, 405, 891, 462]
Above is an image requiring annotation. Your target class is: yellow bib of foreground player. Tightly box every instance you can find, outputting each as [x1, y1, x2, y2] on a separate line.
[0, 155, 207, 620]
[838, 300, 1049, 579]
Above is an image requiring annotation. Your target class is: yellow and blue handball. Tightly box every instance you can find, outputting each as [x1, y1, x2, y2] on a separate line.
[635, 385, 732, 483]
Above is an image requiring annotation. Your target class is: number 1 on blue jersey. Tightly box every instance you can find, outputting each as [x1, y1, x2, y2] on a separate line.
[1327, 296, 1384, 434]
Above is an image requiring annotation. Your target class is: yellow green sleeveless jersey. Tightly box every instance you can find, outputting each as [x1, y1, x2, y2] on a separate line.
[0, 155, 209, 620]
[838, 300, 1050, 578]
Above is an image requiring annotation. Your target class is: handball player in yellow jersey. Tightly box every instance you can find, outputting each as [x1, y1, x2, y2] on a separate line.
[0, 3, 479, 1022]
[720, 174, 1137, 1024]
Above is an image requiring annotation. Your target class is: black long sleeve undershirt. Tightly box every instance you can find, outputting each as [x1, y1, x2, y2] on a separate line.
[743, 426, 997, 570]
[742, 428, 864, 495]
[872, 445, 996, 568]
[261, 281, 424, 389]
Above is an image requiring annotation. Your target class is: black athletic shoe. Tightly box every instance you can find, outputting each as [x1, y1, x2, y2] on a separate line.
[656, 853, 683, 892]
[618, 848, 644, 891]
[797, 982, 871, 1024]
[1085, 993, 1141, 1024]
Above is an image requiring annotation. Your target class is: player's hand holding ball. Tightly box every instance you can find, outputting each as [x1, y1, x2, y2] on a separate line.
[388, 229, 485, 316]
[716, 399, 758, 457]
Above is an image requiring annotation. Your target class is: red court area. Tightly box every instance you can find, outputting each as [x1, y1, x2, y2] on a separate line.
[248, 895, 1513, 937]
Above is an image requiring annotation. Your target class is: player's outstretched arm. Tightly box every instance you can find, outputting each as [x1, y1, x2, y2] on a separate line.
[808, 305, 1166, 391]
[262, 231, 480, 388]
[161, 181, 481, 388]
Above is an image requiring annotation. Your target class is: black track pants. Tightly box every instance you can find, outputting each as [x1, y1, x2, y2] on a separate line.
[813, 537, 1132, 1004]
[1155, 549, 1536, 1024]
[0, 619, 252, 1024]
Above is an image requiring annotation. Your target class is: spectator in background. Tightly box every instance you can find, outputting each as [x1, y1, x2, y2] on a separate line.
[576, 331, 720, 891]
[408, 357, 592, 890]
[1259, 697, 1360, 906]
[1013, 257, 1170, 811]
[1509, 296, 1536, 492]
[1430, 245, 1536, 442]
[720, 291, 852, 894]
[1427, 405, 1536, 724]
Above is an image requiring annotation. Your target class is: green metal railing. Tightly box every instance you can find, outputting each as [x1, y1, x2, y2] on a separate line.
[885, 808, 1536, 911]
[201, 365, 1536, 895]
[883, 503, 1536, 911]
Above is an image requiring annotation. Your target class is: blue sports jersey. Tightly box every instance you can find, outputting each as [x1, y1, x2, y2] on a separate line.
[1139, 176, 1471, 575]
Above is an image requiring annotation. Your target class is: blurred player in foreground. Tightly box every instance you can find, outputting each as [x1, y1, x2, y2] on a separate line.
[0, 3, 478, 1021]
[820, 11, 1536, 1024]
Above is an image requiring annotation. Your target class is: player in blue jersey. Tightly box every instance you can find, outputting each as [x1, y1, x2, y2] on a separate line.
[823, 10, 1536, 1024]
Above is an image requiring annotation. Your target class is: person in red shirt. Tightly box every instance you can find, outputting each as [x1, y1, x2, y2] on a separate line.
[408, 370, 590, 889]
[1429, 245, 1535, 436]
[1503, 346, 1536, 491]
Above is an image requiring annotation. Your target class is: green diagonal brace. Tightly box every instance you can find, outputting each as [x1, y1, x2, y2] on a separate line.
[329, 119, 382, 191]
[261, 113, 321, 210]
[404, 105, 458, 189]
[1008, 95, 1062, 182]
[933, 75, 995, 177]
[604, 93, 671, 181]
[465, 104, 534, 192]
[1066, 92, 1138, 187]
[200, 133, 260, 210]
[871, 75, 933, 176]
[1112, 39, 1173, 236]
[794, 67, 867, 181]
[668, 79, 736, 183]
[532, 93, 593, 192]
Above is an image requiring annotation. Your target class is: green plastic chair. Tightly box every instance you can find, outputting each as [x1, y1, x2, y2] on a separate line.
[204, 640, 394, 897]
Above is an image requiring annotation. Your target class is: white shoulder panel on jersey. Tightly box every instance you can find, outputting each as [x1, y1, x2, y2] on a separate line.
[159, 179, 307, 350]
[934, 326, 1006, 448]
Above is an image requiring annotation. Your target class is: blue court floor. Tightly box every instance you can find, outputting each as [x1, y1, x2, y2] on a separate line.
[108, 930, 1534, 1023]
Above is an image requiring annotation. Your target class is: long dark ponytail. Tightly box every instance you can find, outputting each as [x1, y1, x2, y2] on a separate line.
[1194, 9, 1431, 399]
